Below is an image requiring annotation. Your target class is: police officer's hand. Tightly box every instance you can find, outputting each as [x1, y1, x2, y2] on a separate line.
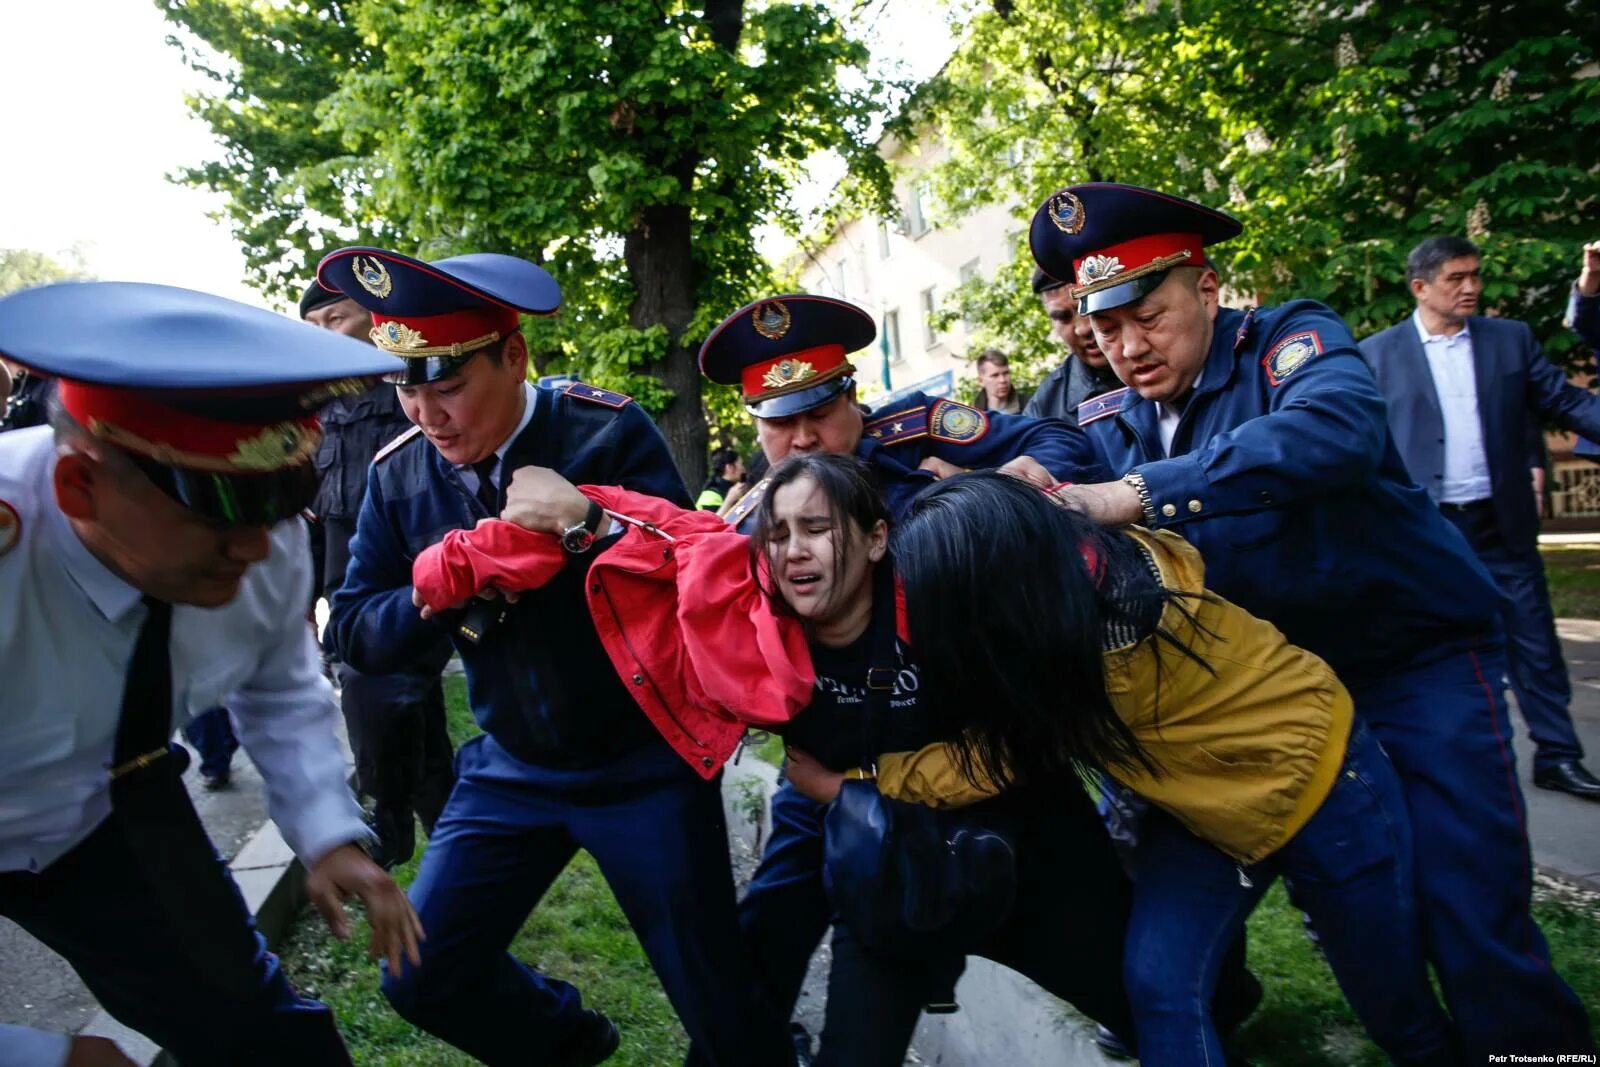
[1580, 240, 1600, 296]
[412, 584, 518, 620]
[918, 456, 968, 480]
[503, 465, 590, 535]
[64, 1036, 139, 1067]
[306, 842, 425, 976]
[785, 746, 846, 804]
[1046, 479, 1145, 526]
[996, 454, 1055, 489]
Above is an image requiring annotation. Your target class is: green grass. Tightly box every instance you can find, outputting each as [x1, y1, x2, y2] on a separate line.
[278, 674, 688, 1065]
[1541, 545, 1600, 619]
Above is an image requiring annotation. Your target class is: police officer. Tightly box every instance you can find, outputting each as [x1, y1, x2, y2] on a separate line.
[0, 281, 420, 1066]
[1032, 182, 1593, 1058]
[1023, 266, 1120, 424]
[319, 246, 793, 1066]
[697, 294, 1120, 1062]
[701, 293, 1096, 533]
[300, 279, 455, 867]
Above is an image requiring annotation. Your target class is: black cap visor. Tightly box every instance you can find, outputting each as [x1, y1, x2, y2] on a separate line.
[383, 350, 480, 387]
[132, 455, 320, 527]
[1078, 271, 1173, 315]
[747, 375, 854, 419]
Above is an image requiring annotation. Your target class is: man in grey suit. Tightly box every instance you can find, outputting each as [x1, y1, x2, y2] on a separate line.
[1363, 235, 1600, 800]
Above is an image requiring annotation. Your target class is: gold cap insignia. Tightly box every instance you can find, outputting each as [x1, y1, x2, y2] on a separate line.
[1078, 254, 1125, 285]
[753, 300, 791, 340]
[353, 255, 394, 299]
[1048, 190, 1086, 234]
[230, 422, 319, 471]
[761, 359, 817, 391]
[373, 320, 429, 353]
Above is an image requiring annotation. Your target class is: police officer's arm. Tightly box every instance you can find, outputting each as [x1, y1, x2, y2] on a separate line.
[1518, 318, 1600, 444]
[565, 400, 694, 507]
[1134, 308, 1390, 525]
[1571, 241, 1600, 348]
[326, 464, 445, 675]
[924, 406, 1107, 483]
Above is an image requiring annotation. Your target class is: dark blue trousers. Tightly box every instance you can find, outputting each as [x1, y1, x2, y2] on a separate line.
[737, 777, 1136, 1066]
[1441, 503, 1584, 771]
[182, 705, 240, 781]
[380, 733, 791, 1067]
[1351, 642, 1592, 1058]
[0, 769, 348, 1065]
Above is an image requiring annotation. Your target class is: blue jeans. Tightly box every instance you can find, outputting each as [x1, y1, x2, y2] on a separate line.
[1125, 723, 1457, 1066]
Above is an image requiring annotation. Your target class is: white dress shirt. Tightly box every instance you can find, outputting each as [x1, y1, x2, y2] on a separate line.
[1414, 311, 1492, 503]
[0, 428, 367, 876]
[1158, 402, 1182, 457]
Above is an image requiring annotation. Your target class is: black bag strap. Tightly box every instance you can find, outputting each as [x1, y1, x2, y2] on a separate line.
[858, 557, 899, 773]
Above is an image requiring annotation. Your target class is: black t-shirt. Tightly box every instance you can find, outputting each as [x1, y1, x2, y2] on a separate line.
[782, 619, 935, 773]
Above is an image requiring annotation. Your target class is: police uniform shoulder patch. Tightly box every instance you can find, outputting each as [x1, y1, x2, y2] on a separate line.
[927, 399, 989, 445]
[564, 382, 633, 409]
[863, 405, 929, 447]
[373, 424, 423, 464]
[1076, 387, 1130, 427]
[725, 477, 770, 527]
[0, 500, 19, 559]
[1262, 330, 1324, 387]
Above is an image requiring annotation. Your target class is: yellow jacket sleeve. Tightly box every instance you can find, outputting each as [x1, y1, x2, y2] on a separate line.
[876, 743, 1002, 809]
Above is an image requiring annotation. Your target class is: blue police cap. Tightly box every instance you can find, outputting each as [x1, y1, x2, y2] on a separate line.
[1030, 183, 1242, 313]
[316, 246, 561, 385]
[699, 295, 876, 419]
[0, 281, 397, 525]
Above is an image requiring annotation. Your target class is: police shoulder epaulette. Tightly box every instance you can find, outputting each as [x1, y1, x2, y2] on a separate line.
[863, 405, 929, 447]
[927, 398, 989, 445]
[1076, 387, 1129, 427]
[564, 382, 633, 409]
[373, 424, 423, 464]
[725, 477, 770, 527]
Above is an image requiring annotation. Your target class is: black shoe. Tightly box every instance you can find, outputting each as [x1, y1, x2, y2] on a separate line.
[1534, 760, 1600, 801]
[1093, 1024, 1134, 1060]
[554, 1008, 620, 1067]
[201, 771, 231, 791]
[790, 1022, 814, 1067]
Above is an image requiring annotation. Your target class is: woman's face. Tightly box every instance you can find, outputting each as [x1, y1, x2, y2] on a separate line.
[766, 474, 886, 624]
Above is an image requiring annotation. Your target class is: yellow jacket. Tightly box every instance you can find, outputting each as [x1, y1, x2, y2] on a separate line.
[878, 527, 1353, 866]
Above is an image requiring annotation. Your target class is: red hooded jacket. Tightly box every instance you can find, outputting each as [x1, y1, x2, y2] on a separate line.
[412, 486, 815, 778]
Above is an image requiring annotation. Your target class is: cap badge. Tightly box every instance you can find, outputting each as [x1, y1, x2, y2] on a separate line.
[1078, 254, 1126, 286]
[230, 422, 320, 471]
[752, 300, 792, 340]
[353, 255, 394, 299]
[761, 358, 817, 390]
[374, 320, 429, 353]
[1047, 190, 1086, 235]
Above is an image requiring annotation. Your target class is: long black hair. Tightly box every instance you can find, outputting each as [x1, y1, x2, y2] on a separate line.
[893, 471, 1193, 791]
[749, 452, 890, 618]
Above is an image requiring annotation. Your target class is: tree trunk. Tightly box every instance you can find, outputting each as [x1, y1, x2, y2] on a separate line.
[626, 200, 707, 488]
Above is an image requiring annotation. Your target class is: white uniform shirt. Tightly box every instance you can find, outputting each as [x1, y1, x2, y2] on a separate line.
[1414, 311, 1492, 504]
[0, 427, 367, 877]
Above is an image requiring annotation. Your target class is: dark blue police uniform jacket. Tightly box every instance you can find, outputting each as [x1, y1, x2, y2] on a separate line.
[1075, 301, 1501, 682]
[328, 385, 691, 767]
[728, 391, 1106, 530]
[1361, 314, 1600, 555]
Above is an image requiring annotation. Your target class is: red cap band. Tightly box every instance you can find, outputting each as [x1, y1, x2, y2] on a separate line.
[371, 306, 521, 358]
[59, 380, 321, 474]
[740, 343, 850, 401]
[1073, 232, 1204, 296]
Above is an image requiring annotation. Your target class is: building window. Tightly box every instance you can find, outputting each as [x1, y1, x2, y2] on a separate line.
[958, 259, 981, 329]
[836, 257, 849, 298]
[907, 181, 931, 238]
[877, 221, 891, 259]
[921, 287, 938, 349]
[884, 310, 903, 364]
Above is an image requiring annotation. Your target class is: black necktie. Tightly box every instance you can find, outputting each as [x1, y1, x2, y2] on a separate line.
[112, 596, 174, 774]
[472, 457, 499, 515]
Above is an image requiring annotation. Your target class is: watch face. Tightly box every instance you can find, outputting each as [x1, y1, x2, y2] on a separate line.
[562, 526, 595, 553]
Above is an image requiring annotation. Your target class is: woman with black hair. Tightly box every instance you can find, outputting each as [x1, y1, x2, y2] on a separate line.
[879, 471, 1458, 1066]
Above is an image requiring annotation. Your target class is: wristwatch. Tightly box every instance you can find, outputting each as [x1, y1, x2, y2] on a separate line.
[560, 499, 605, 554]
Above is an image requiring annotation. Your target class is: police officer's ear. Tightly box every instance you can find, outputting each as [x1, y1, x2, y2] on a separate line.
[498, 331, 531, 380]
[53, 450, 103, 522]
[1195, 266, 1221, 318]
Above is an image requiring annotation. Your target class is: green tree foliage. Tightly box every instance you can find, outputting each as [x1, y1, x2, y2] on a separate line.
[0, 247, 87, 296]
[159, 0, 888, 483]
[926, 0, 1599, 385]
